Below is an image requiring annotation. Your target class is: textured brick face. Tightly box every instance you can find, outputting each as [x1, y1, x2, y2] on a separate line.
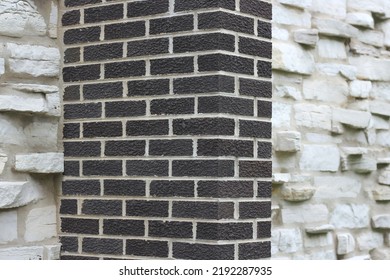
[61, 0, 272, 260]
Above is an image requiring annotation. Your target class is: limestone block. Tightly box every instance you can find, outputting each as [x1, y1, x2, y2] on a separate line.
[44, 244, 61, 260]
[305, 224, 335, 234]
[332, 108, 371, 129]
[293, 29, 318, 46]
[281, 204, 329, 224]
[0, 153, 7, 174]
[358, 30, 384, 48]
[275, 85, 302, 100]
[337, 233, 355, 255]
[46, 93, 61, 117]
[0, 181, 43, 209]
[350, 56, 390, 81]
[0, 246, 44, 260]
[346, 255, 371, 260]
[293, 250, 336, 260]
[365, 128, 376, 146]
[313, 17, 358, 38]
[273, 4, 311, 27]
[372, 215, 390, 229]
[0, 211, 17, 244]
[303, 77, 348, 104]
[278, 0, 312, 9]
[14, 153, 64, 174]
[271, 228, 303, 254]
[373, 187, 390, 201]
[272, 173, 291, 184]
[11, 84, 59, 94]
[379, 20, 390, 47]
[350, 80, 372, 99]
[316, 63, 357, 80]
[370, 249, 390, 260]
[0, 117, 25, 146]
[272, 102, 291, 128]
[341, 155, 377, 173]
[340, 147, 367, 156]
[350, 38, 381, 57]
[0, 92, 47, 114]
[311, 0, 346, 18]
[275, 131, 301, 152]
[25, 206, 57, 242]
[306, 133, 342, 144]
[318, 38, 347, 59]
[300, 145, 340, 172]
[272, 26, 289, 40]
[304, 232, 333, 248]
[49, 1, 58, 38]
[0, 58, 4, 76]
[371, 82, 390, 101]
[377, 131, 390, 147]
[24, 120, 59, 151]
[314, 176, 361, 199]
[377, 158, 390, 164]
[294, 104, 332, 131]
[347, 0, 385, 15]
[281, 185, 316, 202]
[346, 12, 374, 29]
[378, 168, 390, 185]
[370, 101, 390, 117]
[357, 231, 384, 251]
[273, 42, 315, 75]
[330, 204, 370, 229]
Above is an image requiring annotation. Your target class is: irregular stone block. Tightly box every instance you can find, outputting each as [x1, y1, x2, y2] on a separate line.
[0, 58, 4, 76]
[379, 20, 390, 47]
[332, 108, 371, 129]
[293, 29, 318, 46]
[46, 92, 61, 117]
[341, 147, 367, 156]
[350, 38, 381, 57]
[370, 101, 390, 117]
[275, 85, 302, 100]
[0, 181, 43, 209]
[342, 155, 377, 173]
[371, 82, 390, 101]
[11, 84, 59, 94]
[279, 0, 312, 9]
[313, 17, 358, 38]
[25, 206, 57, 242]
[346, 12, 374, 29]
[0, 92, 47, 114]
[273, 102, 291, 128]
[281, 204, 329, 224]
[272, 173, 291, 184]
[311, 0, 346, 18]
[300, 145, 340, 172]
[377, 131, 390, 147]
[305, 224, 335, 234]
[358, 30, 384, 48]
[303, 76, 348, 104]
[295, 104, 332, 131]
[377, 158, 390, 164]
[44, 244, 61, 260]
[330, 204, 370, 229]
[273, 4, 311, 28]
[371, 249, 390, 260]
[304, 232, 333, 248]
[337, 233, 355, 255]
[14, 153, 64, 173]
[49, 1, 58, 39]
[281, 185, 316, 202]
[271, 228, 303, 254]
[372, 215, 390, 229]
[378, 168, 390, 185]
[0, 211, 17, 244]
[24, 120, 59, 151]
[347, 0, 385, 15]
[318, 38, 347, 59]
[273, 42, 315, 75]
[0, 153, 7, 174]
[0, 246, 44, 260]
[275, 131, 301, 152]
[350, 80, 372, 99]
[357, 231, 384, 251]
[350, 56, 390, 81]
[372, 116, 389, 130]
[316, 63, 357, 80]
[314, 176, 361, 199]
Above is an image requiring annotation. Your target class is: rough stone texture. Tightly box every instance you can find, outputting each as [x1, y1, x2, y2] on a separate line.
[330, 204, 370, 229]
[281, 204, 329, 224]
[314, 176, 361, 199]
[293, 29, 318, 46]
[24, 206, 57, 242]
[337, 233, 355, 255]
[275, 131, 301, 152]
[0, 181, 43, 209]
[372, 215, 390, 229]
[281, 185, 315, 201]
[299, 145, 340, 172]
[0, 246, 44, 260]
[0, 211, 17, 244]
[273, 42, 315, 74]
[305, 224, 334, 234]
[14, 153, 64, 173]
[356, 231, 384, 251]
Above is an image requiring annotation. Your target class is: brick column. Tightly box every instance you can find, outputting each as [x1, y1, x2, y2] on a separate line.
[60, 0, 272, 260]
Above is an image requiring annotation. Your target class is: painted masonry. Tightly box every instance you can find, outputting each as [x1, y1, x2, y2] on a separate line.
[0, 0, 390, 260]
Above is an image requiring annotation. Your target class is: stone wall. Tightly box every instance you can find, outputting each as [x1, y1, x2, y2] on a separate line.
[0, 0, 62, 260]
[272, 0, 390, 259]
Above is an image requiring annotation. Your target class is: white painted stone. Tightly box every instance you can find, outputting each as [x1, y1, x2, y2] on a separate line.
[0, 246, 44, 260]
[313, 17, 358, 38]
[350, 80, 372, 99]
[25, 206, 57, 242]
[281, 204, 329, 224]
[273, 173, 291, 184]
[314, 176, 361, 199]
[332, 108, 371, 129]
[11, 84, 59, 94]
[350, 56, 390, 81]
[305, 232, 333, 248]
[316, 63, 357, 80]
[357, 231, 384, 251]
[281, 185, 316, 202]
[300, 145, 340, 172]
[330, 204, 370, 229]
[294, 104, 332, 131]
[273, 42, 315, 75]
[371, 249, 390, 260]
[0, 92, 47, 114]
[44, 244, 61, 260]
[0, 211, 17, 244]
[378, 168, 390, 185]
[370, 101, 390, 117]
[346, 12, 375, 29]
[275, 85, 302, 100]
[279, 0, 312, 9]
[293, 29, 318, 46]
[305, 224, 335, 234]
[371, 82, 390, 101]
[272, 26, 289, 40]
[372, 186, 390, 201]
[0, 181, 43, 209]
[350, 38, 381, 57]
[318, 38, 347, 59]
[303, 77, 348, 104]
[275, 131, 301, 152]
[272, 102, 291, 128]
[337, 233, 355, 255]
[272, 228, 303, 254]
[0, 117, 25, 146]
[273, 4, 311, 27]
[0, 153, 7, 174]
[372, 215, 390, 229]
[311, 0, 346, 18]
[358, 30, 384, 47]
[14, 153, 64, 173]
[49, 1, 58, 38]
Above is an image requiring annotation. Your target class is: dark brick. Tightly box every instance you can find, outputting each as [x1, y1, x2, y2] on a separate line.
[83, 238, 123, 255]
[84, 82, 123, 100]
[197, 139, 253, 157]
[173, 33, 234, 53]
[126, 240, 168, 257]
[105, 101, 146, 118]
[149, 140, 193, 156]
[241, 0, 272, 19]
[84, 121, 123, 138]
[173, 75, 235, 94]
[258, 20, 272, 39]
[258, 181, 272, 198]
[60, 236, 78, 253]
[63, 65, 100, 82]
[127, 0, 168, 17]
[126, 120, 169, 136]
[65, 0, 101, 7]
[149, 221, 193, 238]
[239, 242, 271, 259]
[239, 78, 272, 98]
[239, 160, 272, 178]
[64, 141, 101, 157]
[151, 98, 194, 115]
[126, 160, 169, 176]
[62, 10, 80, 26]
[239, 120, 271, 138]
[64, 161, 80, 176]
[105, 141, 145, 156]
[239, 37, 272, 58]
[128, 79, 169, 96]
[64, 85, 80, 101]
[199, 11, 254, 34]
[175, 0, 235, 12]
[84, 43, 123, 61]
[64, 47, 80, 64]
[64, 103, 102, 119]
[64, 27, 101, 45]
[173, 243, 234, 260]
[105, 21, 145, 40]
[257, 61, 272, 78]
[82, 199, 122, 216]
[172, 160, 234, 177]
[258, 100, 272, 118]
[61, 255, 99, 260]
[258, 221, 271, 238]
[198, 96, 253, 116]
[127, 38, 169, 57]
[60, 199, 78, 215]
[105, 61, 145, 78]
[126, 200, 169, 217]
[198, 54, 254, 75]
[150, 15, 193, 35]
[83, 160, 122, 176]
[151, 57, 194, 75]
[150, 180, 194, 197]
[103, 219, 144, 236]
[173, 118, 235, 136]
[172, 201, 234, 219]
[239, 201, 271, 219]
[61, 218, 99, 234]
[62, 180, 101, 196]
[197, 181, 254, 198]
[104, 180, 145, 196]
[84, 4, 123, 23]
[197, 223, 253, 240]
[258, 141, 272, 158]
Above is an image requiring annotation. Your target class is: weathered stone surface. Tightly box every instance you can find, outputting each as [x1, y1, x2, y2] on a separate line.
[318, 38, 347, 59]
[295, 104, 332, 130]
[330, 204, 370, 229]
[273, 102, 291, 128]
[304, 232, 333, 248]
[377, 132, 390, 147]
[0, 92, 47, 114]
[347, 0, 385, 15]
[279, 0, 312, 9]
[371, 115, 388, 130]
[370, 248, 390, 260]
[272, 26, 289, 40]
[370, 101, 390, 117]
[44, 244, 61, 260]
[10, 84, 59, 94]
[378, 168, 390, 185]
[49, 1, 58, 39]
[341, 147, 367, 155]
[371, 82, 390, 101]
[0, 246, 44, 260]
[275, 131, 301, 152]
[300, 145, 340, 172]
[0, 153, 7, 174]
[346, 12, 374, 29]
[342, 155, 377, 173]
[372, 215, 390, 229]
[377, 158, 390, 164]
[281, 204, 329, 224]
[337, 233, 355, 255]
[350, 56, 390, 81]
[281, 185, 316, 202]
[313, 17, 358, 38]
[303, 77, 348, 104]
[271, 228, 303, 254]
[316, 63, 357, 80]
[273, 4, 311, 27]
[379, 20, 390, 47]
[14, 153, 64, 173]
[24, 120, 59, 151]
[314, 176, 361, 199]
[0, 211, 17, 244]
[275, 86, 302, 100]
[332, 108, 371, 129]
[358, 30, 384, 48]
[350, 80, 372, 99]
[0, 58, 4, 76]
[0, 181, 42, 209]
[293, 29, 318, 46]
[273, 42, 315, 75]
[357, 231, 384, 251]
[46, 92, 61, 117]
[305, 224, 335, 234]
[25, 206, 57, 242]
[311, 0, 346, 18]
[273, 173, 291, 184]
[349, 38, 381, 57]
